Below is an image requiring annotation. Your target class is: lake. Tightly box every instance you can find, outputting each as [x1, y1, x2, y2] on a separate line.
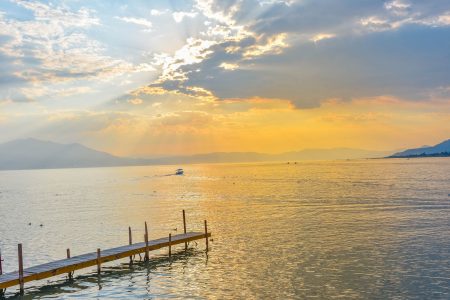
[1, 159, 450, 299]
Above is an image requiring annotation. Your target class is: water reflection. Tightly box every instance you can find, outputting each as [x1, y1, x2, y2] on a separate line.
[0, 249, 205, 299]
[0, 159, 449, 298]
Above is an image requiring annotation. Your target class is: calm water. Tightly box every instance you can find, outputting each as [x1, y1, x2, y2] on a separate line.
[1, 159, 450, 299]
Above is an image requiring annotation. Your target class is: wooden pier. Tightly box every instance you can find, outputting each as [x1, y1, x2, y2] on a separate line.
[0, 211, 211, 294]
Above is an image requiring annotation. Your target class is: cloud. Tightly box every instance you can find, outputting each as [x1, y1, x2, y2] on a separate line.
[172, 11, 198, 23]
[115, 16, 153, 32]
[219, 62, 239, 70]
[1, 0, 449, 156]
[0, 1, 156, 103]
[310, 33, 336, 43]
[3, 0, 449, 107]
[141, 0, 450, 108]
[384, 0, 410, 16]
[150, 9, 167, 16]
[4, 94, 450, 156]
[12, 0, 100, 28]
[243, 33, 288, 58]
[127, 98, 143, 105]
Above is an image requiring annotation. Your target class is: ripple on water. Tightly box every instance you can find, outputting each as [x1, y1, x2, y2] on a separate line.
[0, 160, 449, 299]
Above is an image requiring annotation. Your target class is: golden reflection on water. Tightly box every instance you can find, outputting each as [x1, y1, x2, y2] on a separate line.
[0, 159, 449, 298]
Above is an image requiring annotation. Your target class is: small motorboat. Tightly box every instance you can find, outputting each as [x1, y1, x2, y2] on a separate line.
[175, 168, 184, 175]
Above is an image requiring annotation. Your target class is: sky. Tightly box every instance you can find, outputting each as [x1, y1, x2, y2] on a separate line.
[0, 0, 450, 157]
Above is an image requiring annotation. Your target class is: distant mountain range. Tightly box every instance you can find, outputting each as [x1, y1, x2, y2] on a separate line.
[146, 148, 391, 165]
[0, 138, 393, 170]
[0, 138, 143, 170]
[388, 139, 450, 158]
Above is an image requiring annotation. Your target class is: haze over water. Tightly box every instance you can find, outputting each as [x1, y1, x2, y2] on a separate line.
[1, 158, 450, 299]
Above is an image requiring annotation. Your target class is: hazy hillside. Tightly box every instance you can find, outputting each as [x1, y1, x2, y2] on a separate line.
[0, 138, 139, 170]
[154, 148, 391, 165]
[390, 139, 450, 157]
[0, 138, 391, 170]
[274, 148, 391, 161]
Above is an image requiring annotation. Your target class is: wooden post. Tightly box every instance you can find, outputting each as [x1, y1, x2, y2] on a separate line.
[18, 244, 24, 294]
[1, 250, 5, 296]
[144, 222, 149, 261]
[169, 233, 172, 258]
[144, 221, 148, 237]
[144, 221, 149, 261]
[96, 248, 101, 274]
[129, 226, 133, 245]
[182, 210, 187, 251]
[66, 248, 73, 279]
[144, 234, 149, 261]
[204, 220, 209, 252]
[128, 226, 133, 263]
[0, 249, 3, 275]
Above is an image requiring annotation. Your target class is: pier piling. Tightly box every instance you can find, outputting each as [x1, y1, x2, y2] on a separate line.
[182, 210, 187, 251]
[169, 233, 172, 258]
[204, 220, 209, 252]
[0, 249, 3, 275]
[66, 249, 73, 279]
[18, 244, 24, 294]
[96, 249, 101, 274]
[144, 222, 149, 261]
[128, 226, 133, 263]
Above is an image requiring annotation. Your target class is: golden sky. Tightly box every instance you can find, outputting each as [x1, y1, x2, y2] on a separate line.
[1, 0, 450, 156]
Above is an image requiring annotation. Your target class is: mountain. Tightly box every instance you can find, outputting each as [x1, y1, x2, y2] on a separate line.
[271, 148, 391, 161]
[151, 148, 391, 165]
[0, 138, 391, 170]
[0, 138, 144, 170]
[389, 139, 450, 158]
[149, 152, 270, 165]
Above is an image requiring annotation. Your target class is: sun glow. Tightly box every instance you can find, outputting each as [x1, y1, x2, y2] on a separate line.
[0, 0, 449, 157]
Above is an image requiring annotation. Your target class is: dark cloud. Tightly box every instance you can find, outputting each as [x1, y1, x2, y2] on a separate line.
[0, 52, 31, 102]
[148, 0, 450, 108]
[250, 0, 384, 36]
[183, 25, 450, 107]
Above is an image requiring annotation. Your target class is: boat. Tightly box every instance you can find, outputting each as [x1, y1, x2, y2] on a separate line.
[175, 168, 184, 175]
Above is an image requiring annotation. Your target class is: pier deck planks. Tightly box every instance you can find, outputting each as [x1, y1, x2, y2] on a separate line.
[0, 231, 210, 289]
